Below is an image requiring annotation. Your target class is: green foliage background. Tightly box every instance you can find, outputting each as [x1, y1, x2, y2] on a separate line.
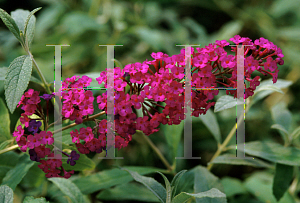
[0, 0, 299, 202]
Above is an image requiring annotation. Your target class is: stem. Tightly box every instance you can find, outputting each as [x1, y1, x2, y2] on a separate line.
[47, 117, 65, 130]
[52, 111, 106, 134]
[207, 99, 251, 171]
[28, 52, 57, 115]
[148, 100, 165, 109]
[29, 53, 51, 94]
[0, 144, 19, 155]
[144, 101, 160, 113]
[138, 130, 174, 173]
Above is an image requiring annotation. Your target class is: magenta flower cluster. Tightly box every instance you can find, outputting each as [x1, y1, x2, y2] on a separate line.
[94, 35, 284, 145]
[12, 35, 284, 179]
[13, 90, 77, 178]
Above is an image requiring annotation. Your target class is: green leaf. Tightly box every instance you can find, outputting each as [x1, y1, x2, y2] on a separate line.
[0, 152, 20, 182]
[0, 98, 11, 142]
[49, 177, 85, 203]
[96, 182, 160, 202]
[209, 154, 273, 168]
[244, 172, 294, 203]
[11, 9, 30, 33]
[273, 163, 294, 201]
[157, 172, 171, 203]
[170, 170, 187, 199]
[0, 151, 20, 167]
[0, 8, 21, 42]
[174, 169, 194, 196]
[214, 95, 244, 113]
[252, 79, 292, 104]
[0, 185, 13, 203]
[61, 150, 95, 171]
[122, 168, 167, 203]
[0, 67, 8, 80]
[30, 75, 42, 84]
[291, 126, 300, 140]
[74, 166, 167, 194]
[23, 196, 49, 203]
[172, 188, 226, 203]
[229, 141, 300, 166]
[271, 124, 290, 144]
[271, 102, 292, 133]
[271, 124, 289, 138]
[0, 139, 13, 150]
[199, 108, 221, 143]
[221, 177, 247, 197]
[1, 153, 34, 190]
[193, 166, 226, 203]
[21, 162, 45, 188]
[0, 67, 41, 84]
[161, 121, 183, 163]
[254, 85, 283, 95]
[4, 55, 33, 114]
[23, 7, 41, 48]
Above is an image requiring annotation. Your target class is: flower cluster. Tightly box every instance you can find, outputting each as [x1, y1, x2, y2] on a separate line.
[70, 126, 106, 154]
[61, 75, 94, 124]
[93, 35, 284, 149]
[13, 89, 79, 178]
[12, 35, 284, 179]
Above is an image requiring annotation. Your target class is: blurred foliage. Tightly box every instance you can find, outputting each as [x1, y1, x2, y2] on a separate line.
[0, 0, 300, 202]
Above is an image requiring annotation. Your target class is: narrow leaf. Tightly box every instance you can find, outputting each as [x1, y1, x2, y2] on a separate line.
[291, 126, 300, 140]
[209, 154, 273, 168]
[96, 182, 160, 202]
[0, 185, 13, 203]
[273, 163, 294, 201]
[271, 124, 290, 144]
[49, 177, 85, 203]
[4, 55, 32, 114]
[122, 168, 167, 203]
[157, 172, 171, 203]
[170, 170, 187, 199]
[214, 95, 243, 113]
[74, 166, 166, 194]
[0, 139, 13, 150]
[271, 124, 289, 138]
[254, 85, 283, 95]
[11, 9, 30, 32]
[271, 102, 292, 133]
[161, 121, 183, 163]
[1, 153, 34, 190]
[172, 188, 226, 203]
[23, 196, 49, 203]
[193, 166, 225, 203]
[221, 177, 247, 197]
[0, 8, 21, 42]
[24, 7, 41, 48]
[244, 172, 294, 203]
[230, 141, 300, 166]
[61, 151, 95, 171]
[0, 98, 11, 142]
[199, 108, 221, 143]
[252, 79, 292, 104]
